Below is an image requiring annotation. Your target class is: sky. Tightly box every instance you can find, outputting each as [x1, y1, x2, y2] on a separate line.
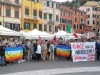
[53, 0, 73, 3]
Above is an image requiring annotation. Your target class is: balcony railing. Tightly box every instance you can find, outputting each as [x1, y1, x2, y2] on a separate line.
[24, 15, 31, 19]
[48, 19, 54, 24]
[33, 16, 40, 20]
[0, 0, 21, 7]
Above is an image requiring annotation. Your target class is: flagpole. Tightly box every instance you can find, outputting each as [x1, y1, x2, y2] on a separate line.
[67, 0, 70, 41]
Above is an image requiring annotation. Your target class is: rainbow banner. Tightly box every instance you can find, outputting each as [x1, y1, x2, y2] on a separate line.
[4, 47, 23, 61]
[56, 45, 71, 57]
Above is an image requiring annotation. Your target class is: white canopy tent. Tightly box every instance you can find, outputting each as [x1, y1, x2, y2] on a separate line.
[25, 29, 52, 39]
[19, 30, 27, 36]
[0, 26, 22, 36]
[53, 30, 82, 40]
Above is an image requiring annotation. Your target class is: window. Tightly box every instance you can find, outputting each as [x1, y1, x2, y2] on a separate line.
[97, 21, 99, 25]
[80, 12, 82, 16]
[49, 14, 52, 19]
[33, 23, 37, 29]
[15, 10, 19, 18]
[44, 1, 47, 6]
[74, 17, 77, 22]
[93, 14, 94, 18]
[49, 2, 52, 7]
[25, 8, 29, 15]
[56, 4, 60, 9]
[93, 20, 95, 24]
[6, 9, 11, 17]
[47, 1, 49, 7]
[52, 2, 54, 8]
[86, 8, 90, 12]
[44, 13, 47, 19]
[15, 0, 19, 3]
[49, 25, 52, 31]
[44, 24, 47, 31]
[62, 19, 66, 23]
[34, 10, 37, 16]
[63, 26, 65, 31]
[97, 15, 99, 18]
[39, 24, 42, 30]
[5, 23, 11, 29]
[13, 24, 20, 31]
[60, 18, 62, 23]
[39, 11, 42, 18]
[34, 0, 38, 2]
[0, 8, 1, 16]
[87, 15, 90, 18]
[55, 26, 58, 32]
[80, 25, 83, 29]
[24, 22, 30, 29]
[80, 18, 83, 23]
[68, 20, 72, 24]
[87, 21, 89, 24]
[56, 15, 59, 21]
[74, 10, 77, 14]
[95, 14, 96, 18]
[92, 7, 95, 10]
[64, 12, 66, 16]
[68, 13, 70, 17]
[74, 24, 78, 29]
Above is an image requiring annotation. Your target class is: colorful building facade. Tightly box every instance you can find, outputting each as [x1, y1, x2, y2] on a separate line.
[0, 0, 21, 31]
[60, 5, 72, 31]
[79, 1, 100, 32]
[60, 4, 88, 34]
[43, 0, 60, 34]
[21, 0, 43, 32]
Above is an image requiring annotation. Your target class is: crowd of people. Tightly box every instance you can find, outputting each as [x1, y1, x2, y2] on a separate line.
[0, 36, 100, 66]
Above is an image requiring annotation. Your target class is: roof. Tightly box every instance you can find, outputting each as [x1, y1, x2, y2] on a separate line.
[85, 1, 100, 7]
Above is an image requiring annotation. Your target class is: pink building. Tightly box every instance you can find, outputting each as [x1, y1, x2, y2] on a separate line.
[79, 5, 100, 32]
[59, 5, 72, 31]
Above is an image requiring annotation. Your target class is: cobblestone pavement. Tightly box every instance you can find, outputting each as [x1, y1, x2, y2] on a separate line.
[0, 60, 100, 75]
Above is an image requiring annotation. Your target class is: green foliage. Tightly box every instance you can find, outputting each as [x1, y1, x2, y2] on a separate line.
[61, 0, 99, 7]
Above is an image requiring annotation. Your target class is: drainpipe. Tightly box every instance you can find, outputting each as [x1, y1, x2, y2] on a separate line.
[53, 2, 54, 34]
[3, 4, 4, 26]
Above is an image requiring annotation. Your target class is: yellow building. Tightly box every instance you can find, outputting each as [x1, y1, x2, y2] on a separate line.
[21, 0, 43, 32]
[0, 0, 21, 31]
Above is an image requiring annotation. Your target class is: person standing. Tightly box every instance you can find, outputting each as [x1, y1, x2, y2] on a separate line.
[49, 42, 55, 61]
[41, 40, 47, 61]
[96, 39, 100, 60]
[36, 41, 41, 61]
[27, 39, 34, 61]
[9, 38, 16, 47]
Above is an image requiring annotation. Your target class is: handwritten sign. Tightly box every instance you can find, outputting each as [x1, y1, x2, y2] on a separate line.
[71, 42, 95, 62]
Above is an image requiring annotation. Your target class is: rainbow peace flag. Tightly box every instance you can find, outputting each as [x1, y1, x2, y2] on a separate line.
[5, 47, 23, 61]
[56, 45, 71, 57]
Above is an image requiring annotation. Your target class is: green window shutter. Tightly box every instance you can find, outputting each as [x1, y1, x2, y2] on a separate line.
[29, 23, 30, 30]
[33, 23, 37, 29]
[25, 8, 29, 15]
[52, 2, 54, 8]
[39, 11, 42, 18]
[39, 24, 42, 30]
[24, 22, 26, 29]
[47, 1, 49, 6]
[44, 13, 47, 19]
[34, 10, 37, 16]
[56, 15, 59, 21]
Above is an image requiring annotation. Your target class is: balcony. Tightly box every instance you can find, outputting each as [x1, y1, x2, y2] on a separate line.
[33, 16, 40, 20]
[80, 21, 85, 25]
[0, 0, 21, 7]
[24, 15, 31, 20]
[48, 19, 54, 24]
